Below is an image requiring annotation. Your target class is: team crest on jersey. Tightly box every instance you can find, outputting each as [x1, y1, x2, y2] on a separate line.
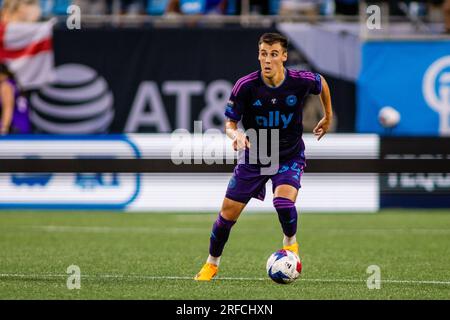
[286, 95, 297, 106]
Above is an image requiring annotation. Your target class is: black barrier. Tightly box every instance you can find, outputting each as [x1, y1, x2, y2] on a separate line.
[0, 158, 448, 173]
[27, 27, 356, 134]
[46, 27, 271, 134]
[380, 137, 450, 208]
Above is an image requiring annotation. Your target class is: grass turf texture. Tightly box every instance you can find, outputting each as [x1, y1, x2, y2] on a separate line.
[0, 210, 449, 299]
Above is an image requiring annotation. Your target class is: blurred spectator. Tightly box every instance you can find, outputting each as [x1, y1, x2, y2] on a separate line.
[1, 0, 42, 22]
[427, 0, 443, 23]
[444, 0, 450, 32]
[48, 0, 71, 15]
[112, 0, 147, 15]
[231, 0, 271, 15]
[0, 64, 31, 134]
[147, 0, 169, 15]
[279, 0, 320, 16]
[39, 0, 150, 16]
[166, 0, 226, 15]
[334, 0, 358, 15]
[39, 0, 54, 17]
[73, 0, 108, 15]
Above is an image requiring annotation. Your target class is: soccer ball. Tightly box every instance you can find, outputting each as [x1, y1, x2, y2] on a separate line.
[378, 106, 400, 128]
[266, 249, 302, 284]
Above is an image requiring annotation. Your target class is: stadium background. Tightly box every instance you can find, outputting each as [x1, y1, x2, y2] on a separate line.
[0, 0, 449, 300]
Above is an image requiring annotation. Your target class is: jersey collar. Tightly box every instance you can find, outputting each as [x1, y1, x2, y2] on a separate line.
[260, 68, 287, 89]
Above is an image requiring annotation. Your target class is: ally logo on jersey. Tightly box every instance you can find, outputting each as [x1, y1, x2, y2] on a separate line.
[255, 111, 293, 129]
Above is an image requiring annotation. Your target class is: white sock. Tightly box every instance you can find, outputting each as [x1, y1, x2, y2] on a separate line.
[283, 235, 297, 247]
[207, 255, 221, 266]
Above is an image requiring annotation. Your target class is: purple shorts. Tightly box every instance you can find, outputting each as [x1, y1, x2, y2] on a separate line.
[225, 154, 306, 204]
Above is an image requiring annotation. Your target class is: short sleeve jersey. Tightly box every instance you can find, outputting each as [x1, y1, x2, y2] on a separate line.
[224, 69, 322, 161]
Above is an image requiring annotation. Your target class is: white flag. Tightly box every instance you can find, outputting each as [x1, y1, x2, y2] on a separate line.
[0, 19, 56, 90]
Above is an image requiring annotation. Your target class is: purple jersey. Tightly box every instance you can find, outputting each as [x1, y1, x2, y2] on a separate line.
[224, 69, 322, 162]
[0, 79, 31, 134]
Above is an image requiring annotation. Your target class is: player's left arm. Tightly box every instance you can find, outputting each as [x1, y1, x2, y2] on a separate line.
[313, 75, 333, 141]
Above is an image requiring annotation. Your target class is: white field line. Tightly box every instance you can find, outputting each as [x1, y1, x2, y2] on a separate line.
[0, 273, 449, 286]
[28, 226, 206, 234]
[7, 225, 450, 235]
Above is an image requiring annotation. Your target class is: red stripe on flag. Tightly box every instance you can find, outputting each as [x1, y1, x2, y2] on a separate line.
[0, 38, 53, 60]
[0, 23, 6, 62]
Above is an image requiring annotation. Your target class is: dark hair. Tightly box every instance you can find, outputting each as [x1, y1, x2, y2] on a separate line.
[258, 33, 288, 51]
[0, 63, 21, 94]
[0, 63, 15, 81]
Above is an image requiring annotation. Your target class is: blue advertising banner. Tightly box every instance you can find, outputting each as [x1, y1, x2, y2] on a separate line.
[357, 40, 450, 136]
[0, 135, 141, 210]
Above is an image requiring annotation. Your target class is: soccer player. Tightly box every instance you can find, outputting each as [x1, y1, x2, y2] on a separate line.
[194, 33, 333, 281]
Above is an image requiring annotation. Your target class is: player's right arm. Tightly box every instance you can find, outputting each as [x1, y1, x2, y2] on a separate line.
[224, 76, 254, 151]
[225, 119, 250, 151]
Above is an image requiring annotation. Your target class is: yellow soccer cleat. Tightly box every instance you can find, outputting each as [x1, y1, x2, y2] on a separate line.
[283, 242, 299, 257]
[194, 263, 218, 281]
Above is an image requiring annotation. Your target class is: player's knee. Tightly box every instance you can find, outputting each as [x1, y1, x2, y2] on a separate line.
[273, 185, 298, 202]
[221, 198, 245, 221]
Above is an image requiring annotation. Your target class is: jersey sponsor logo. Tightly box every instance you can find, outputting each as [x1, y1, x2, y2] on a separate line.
[253, 99, 263, 107]
[271, 98, 277, 104]
[255, 111, 293, 128]
[286, 95, 297, 107]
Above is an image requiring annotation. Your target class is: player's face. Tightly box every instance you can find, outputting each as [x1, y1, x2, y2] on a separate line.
[258, 42, 287, 79]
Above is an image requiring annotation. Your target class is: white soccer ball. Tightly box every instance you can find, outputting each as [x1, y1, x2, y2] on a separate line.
[378, 106, 400, 128]
[266, 249, 302, 284]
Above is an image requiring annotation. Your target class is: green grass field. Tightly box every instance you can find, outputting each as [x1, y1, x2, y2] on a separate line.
[0, 210, 449, 300]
